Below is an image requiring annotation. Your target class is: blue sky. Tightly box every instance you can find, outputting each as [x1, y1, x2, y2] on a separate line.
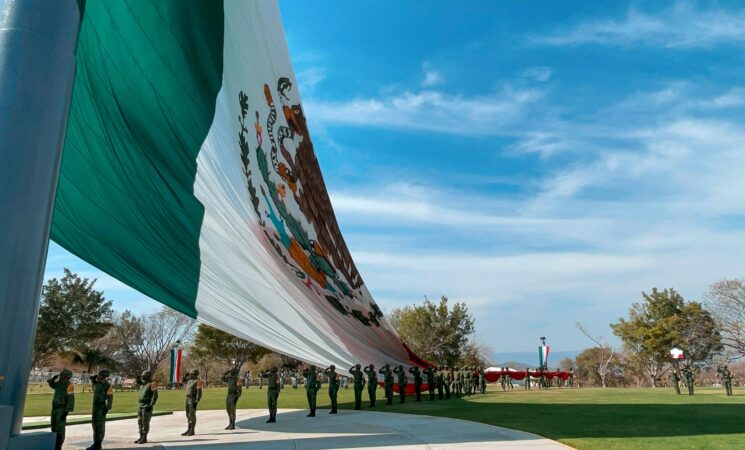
[44, 0, 745, 355]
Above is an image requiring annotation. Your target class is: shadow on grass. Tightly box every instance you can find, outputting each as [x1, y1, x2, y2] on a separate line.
[345, 396, 745, 440]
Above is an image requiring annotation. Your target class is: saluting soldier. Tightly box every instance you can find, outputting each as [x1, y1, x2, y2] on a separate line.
[325, 365, 340, 414]
[302, 365, 320, 416]
[392, 365, 407, 403]
[409, 366, 423, 402]
[379, 364, 394, 405]
[364, 364, 378, 407]
[86, 369, 113, 450]
[349, 364, 366, 410]
[48, 369, 75, 450]
[720, 365, 734, 396]
[222, 368, 242, 430]
[182, 369, 203, 436]
[263, 367, 280, 422]
[463, 367, 471, 395]
[671, 370, 681, 395]
[135, 370, 158, 444]
[479, 367, 487, 394]
[422, 366, 436, 400]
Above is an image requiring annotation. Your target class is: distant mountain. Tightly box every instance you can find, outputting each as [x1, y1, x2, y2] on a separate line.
[490, 350, 582, 369]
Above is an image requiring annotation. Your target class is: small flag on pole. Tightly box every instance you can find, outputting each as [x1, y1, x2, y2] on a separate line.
[670, 348, 685, 360]
[169, 347, 183, 384]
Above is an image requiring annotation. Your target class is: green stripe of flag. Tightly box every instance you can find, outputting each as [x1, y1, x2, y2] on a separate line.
[51, 0, 225, 317]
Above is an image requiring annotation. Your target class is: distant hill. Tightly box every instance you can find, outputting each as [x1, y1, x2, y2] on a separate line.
[490, 350, 582, 369]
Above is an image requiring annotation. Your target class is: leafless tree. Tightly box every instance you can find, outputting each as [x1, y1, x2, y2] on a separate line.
[705, 278, 745, 358]
[576, 322, 615, 388]
[108, 307, 195, 376]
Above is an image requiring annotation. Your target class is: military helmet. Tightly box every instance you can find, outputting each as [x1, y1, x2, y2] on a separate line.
[355, 364, 361, 369]
[60, 369, 73, 378]
[97, 369, 110, 378]
[190, 369, 200, 376]
[230, 367, 239, 376]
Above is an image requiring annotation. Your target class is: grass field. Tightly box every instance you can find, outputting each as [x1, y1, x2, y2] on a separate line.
[25, 385, 745, 449]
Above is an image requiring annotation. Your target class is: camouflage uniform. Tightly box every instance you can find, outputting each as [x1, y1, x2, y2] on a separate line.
[182, 369, 203, 436]
[379, 364, 394, 405]
[222, 368, 242, 429]
[409, 366, 423, 402]
[364, 365, 378, 407]
[264, 368, 280, 422]
[303, 366, 319, 416]
[443, 367, 451, 399]
[87, 370, 113, 450]
[325, 365, 340, 413]
[436, 367, 445, 400]
[48, 369, 75, 450]
[422, 366, 436, 400]
[479, 368, 486, 394]
[349, 364, 366, 410]
[135, 370, 157, 444]
[393, 365, 407, 403]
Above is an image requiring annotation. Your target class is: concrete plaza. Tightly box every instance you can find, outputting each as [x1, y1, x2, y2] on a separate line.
[58, 408, 566, 449]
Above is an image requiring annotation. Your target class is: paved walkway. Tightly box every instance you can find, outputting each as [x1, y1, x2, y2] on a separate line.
[58, 409, 567, 449]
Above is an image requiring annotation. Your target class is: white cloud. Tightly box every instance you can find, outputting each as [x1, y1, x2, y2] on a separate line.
[534, 1, 745, 48]
[295, 66, 326, 93]
[522, 66, 553, 82]
[304, 86, 544, 136]
[421, 62, 445, 87]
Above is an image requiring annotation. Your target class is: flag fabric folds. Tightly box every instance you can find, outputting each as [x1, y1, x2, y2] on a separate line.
[169, 348, 183, 384]
[538, 345, 550, 368]
[52, 0, 421, 373]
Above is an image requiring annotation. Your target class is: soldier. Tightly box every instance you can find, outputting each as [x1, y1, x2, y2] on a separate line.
[453, 367, 462, 397]
[471, 368, 480, 394]
[364, 364, 378, 407]
[720, 365, 734, 396]
[683, 366, 695, 396]
[568, 369, 574, 388]
[222, 368, 242, 430]
[262, 367, 280, 422]
[48, 369, 75, 450]
[325, 365, 340, 414]
[479, 367, 487, 394]
[86, 369, 113, 450]
[436, 366, 445, 400]
[422, 365, 436, 400]
[291, 369, 299, 389]
[302, 365, 319, 417]
[134, 370, 157, 444]
[392, 365, 406, 403]
[181, 369, 203, 436]
[409, 366, 423, 402]
[463, 367, 471, 396]
[379, 364, 394, 405]
[671, 370, 681, 395]
[524, 369, 531, 390]
[443, 366, 451, 399]
[349, 364, 366, 410]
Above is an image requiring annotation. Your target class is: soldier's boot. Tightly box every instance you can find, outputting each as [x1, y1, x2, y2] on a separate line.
[139, 433, 148, 444]
[230, 419, 236, 430]
[186, 424, 196, 436]
[55, 434, 64, 450]
[134, 434, 143, 444]
[85, 441, 101, 450]
[225, 420, 231, 430]
[307, 410, 315, 417]
[181, 426, 190, 436]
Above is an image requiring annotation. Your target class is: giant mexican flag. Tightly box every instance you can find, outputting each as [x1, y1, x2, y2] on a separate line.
[52, 0, 423, 372]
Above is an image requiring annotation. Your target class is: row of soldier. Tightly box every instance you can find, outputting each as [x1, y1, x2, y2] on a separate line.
[47, 364, 490, 450]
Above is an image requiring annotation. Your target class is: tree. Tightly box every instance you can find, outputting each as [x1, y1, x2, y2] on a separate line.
[576, 322, 615, 388]
[611, 288, 721, 387]
[107, 307, 195, 375]
[66, 346, 117, 374]
[705, 278, 745, 358]
[459, 340, 493, 367]
[190, 324, 270, 372]
[575, 347, 623, 387]
[389, 296, 475, 366]
[33, 269, 113, 367]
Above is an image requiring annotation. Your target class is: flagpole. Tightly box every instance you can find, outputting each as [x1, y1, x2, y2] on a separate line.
[0, 0, 80, 444]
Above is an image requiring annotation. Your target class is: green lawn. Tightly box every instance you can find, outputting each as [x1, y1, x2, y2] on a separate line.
[26, 385, 745, 449]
